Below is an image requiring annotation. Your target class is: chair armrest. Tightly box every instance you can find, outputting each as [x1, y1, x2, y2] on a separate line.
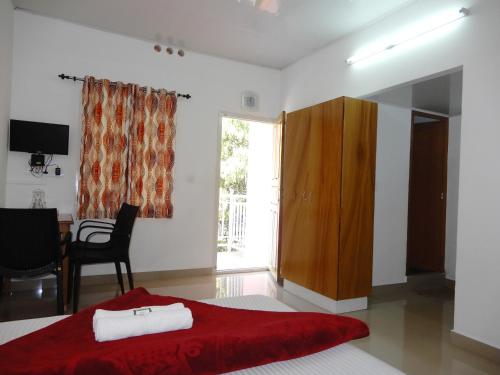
[77, 225, 113, 242]
[79, 219, 115, 228]
[84, 231, 113, 247]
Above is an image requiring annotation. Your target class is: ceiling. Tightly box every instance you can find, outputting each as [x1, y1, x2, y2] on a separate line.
[12, 0, 416, 69]
[369, 70, 463, 116]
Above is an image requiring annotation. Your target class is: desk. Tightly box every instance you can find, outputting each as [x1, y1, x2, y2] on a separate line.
[58, 214, 74, 311]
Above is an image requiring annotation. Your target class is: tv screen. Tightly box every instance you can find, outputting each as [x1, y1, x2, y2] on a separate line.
[9, 120, 69, 155]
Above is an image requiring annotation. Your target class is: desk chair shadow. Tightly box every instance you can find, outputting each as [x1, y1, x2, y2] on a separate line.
[0, 208, 71, 315]
[70, 203, 139, 313]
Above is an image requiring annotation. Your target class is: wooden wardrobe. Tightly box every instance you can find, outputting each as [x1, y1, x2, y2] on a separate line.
[280, 96, 377, 301]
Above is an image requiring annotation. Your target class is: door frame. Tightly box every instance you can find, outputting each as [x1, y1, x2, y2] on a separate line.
[213, 112, 278, 272]
[406, 110, 449, 274]
[275, 111, 286, 285]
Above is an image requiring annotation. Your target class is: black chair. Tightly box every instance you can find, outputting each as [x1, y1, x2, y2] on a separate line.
[70, 203, 139, 313]
[0, 208, 71, 315]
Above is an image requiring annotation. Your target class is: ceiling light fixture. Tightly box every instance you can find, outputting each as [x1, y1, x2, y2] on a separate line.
[258, 0, 281, 15]
[346, 7, 469, 65]
[237, 0, 281, 15]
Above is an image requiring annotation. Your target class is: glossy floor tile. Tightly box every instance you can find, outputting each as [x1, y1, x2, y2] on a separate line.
[216, 250, 267, 271]
[1, 271, 498, 374]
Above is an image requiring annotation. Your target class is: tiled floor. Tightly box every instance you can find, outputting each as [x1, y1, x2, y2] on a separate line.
[1, 271, 499, 374]
[216, 250, 268, 271]
[216, 251, 264, 271]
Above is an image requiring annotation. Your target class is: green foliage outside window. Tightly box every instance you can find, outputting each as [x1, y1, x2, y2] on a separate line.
[220, 118, 249, 194]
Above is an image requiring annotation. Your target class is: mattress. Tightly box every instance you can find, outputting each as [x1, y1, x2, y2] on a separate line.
[0, 294, 404, 375]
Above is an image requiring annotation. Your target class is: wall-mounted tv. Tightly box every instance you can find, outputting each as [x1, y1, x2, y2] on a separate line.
[9, 120, 69, 155]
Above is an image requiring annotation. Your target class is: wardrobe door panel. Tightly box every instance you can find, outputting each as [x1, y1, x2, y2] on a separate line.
[280, 107, 314, 291]
[281, 98, 344, 299]
[338, 97, 378, 299]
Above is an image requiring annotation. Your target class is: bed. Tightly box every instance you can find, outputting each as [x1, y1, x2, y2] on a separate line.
[0, 294, 404, 375]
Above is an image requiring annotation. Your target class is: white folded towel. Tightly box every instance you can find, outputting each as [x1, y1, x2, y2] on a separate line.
[92, 303, 185, 332]
[93, 304, 193, 342]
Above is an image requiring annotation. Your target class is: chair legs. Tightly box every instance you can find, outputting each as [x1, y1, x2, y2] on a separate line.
[125, 259, 134, 290]
[70, 258, 133, 313]
[72, 262, 82, 314]
[67, 260, 74, 303]
[56, 266, 64, 315]
[115, 262, 125, 294]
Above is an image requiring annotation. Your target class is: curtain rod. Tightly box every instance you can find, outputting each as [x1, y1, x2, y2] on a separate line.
[58, 74, 191, 99]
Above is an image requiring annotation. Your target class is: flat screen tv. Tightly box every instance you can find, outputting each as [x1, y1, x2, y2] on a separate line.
[9, 119, 69, 155]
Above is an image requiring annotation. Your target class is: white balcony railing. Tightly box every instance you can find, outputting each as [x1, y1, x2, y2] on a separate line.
[218, 192, 247, 252]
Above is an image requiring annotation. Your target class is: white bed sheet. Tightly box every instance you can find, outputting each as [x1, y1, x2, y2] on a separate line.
[0, 294, 404, 374]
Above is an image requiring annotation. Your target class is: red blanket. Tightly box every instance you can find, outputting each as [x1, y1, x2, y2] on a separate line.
[0, 288, 368, 375]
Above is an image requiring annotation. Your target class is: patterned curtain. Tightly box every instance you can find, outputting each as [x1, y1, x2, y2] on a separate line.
[77, 76, 177, 219]
[78, 77, 133, 219]
[128, 88, 177, 218]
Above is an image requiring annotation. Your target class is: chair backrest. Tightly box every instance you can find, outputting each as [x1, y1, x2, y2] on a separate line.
[113, 203, 140, 236]
[0, 208, 60, 274]
[110, 203, 139, 256]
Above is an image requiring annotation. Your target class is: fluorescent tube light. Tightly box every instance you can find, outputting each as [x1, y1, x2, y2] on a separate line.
[346, 7, 469, 65]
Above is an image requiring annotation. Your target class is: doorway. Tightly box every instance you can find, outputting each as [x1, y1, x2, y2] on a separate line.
[407, 111, 449, 274]
[216, 115, 281, 272]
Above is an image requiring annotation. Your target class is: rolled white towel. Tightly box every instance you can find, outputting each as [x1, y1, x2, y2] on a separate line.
[92, 303, 185, 332]
[93, 307, 193, 342]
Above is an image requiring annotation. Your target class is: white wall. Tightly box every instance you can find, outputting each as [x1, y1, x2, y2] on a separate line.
[445, 115, 461, 281]
[7, 11, 281, 275]
[281, 0, 500, 349]
[0, 0, 14, 206]
[372, 104, 411, 286]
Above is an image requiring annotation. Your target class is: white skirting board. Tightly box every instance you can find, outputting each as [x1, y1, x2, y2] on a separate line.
[283, 279, 367, 313]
